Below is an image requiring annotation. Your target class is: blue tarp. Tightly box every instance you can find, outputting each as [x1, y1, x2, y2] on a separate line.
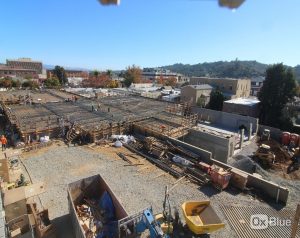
[98, 191, 116, 222]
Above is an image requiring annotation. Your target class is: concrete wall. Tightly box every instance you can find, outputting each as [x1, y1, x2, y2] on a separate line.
[167, 137, 289, 204]
[223, 102, 259, 118]
[192, 106, 259, 135]
[166, 136, 212, 163]
[180, 129, 235, 163]
[212, 159, 289, 204]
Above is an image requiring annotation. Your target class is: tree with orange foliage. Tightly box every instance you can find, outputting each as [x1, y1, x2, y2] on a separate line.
[156, 75, 164, 85]
[165, 76, 177, 87]
[123, 65, 142, 87]
[107, 80, 119, 88]
[82, 72, 110, 88]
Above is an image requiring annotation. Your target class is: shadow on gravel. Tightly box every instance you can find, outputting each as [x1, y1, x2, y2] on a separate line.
[224, 186, 242, 196]
[52, 214, 75, 238]
[252, 191, 286, 211]
[199, 184, 242, 198]
[198, 185, 220, 197]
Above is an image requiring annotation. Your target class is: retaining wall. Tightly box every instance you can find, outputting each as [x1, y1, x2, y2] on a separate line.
[166, 136, 212, 163]
[192, 107, 259, 135]
[167, 137, 289, 204]
[179, 129, 235, 163]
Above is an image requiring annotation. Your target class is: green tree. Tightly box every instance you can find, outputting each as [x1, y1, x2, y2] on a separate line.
[93, 70, 100, 77]
[258, 63, 297, 130]
[53, 66, 68, 85]
[44, 77, 61, 88]
[123, 65, 142, 87]
[106, 69, 113, 79]
[197, 95, 206, 107]
[22, 80, 39, 89]
[12, 80, 21, 88]
[208, 90, 225, 111]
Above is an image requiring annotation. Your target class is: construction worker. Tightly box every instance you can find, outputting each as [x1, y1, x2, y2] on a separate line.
[1, 135, 7, 151]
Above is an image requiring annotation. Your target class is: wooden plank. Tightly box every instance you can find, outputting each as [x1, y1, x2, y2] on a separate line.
[137, 166, 150, 172]
[28, 214, 35, 226]
[4, 182, 45, 206]
[10, 228, 21, 237]
[153, 172, 166, 179]
[0, 159, 9, 182]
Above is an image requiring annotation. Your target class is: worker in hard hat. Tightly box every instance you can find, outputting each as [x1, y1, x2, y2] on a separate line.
[1, 135, 7, 151]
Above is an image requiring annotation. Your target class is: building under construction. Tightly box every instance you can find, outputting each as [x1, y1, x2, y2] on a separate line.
[0, 89, 296, 238]
[0, 89, 197, 145]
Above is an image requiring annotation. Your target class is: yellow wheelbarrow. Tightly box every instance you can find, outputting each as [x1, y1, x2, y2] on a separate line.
[181, 200, 225, 235]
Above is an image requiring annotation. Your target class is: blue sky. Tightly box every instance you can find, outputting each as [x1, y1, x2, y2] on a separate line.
[1, 0, 299, 70]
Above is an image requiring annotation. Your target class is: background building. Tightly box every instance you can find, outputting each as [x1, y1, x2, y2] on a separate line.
[7, 58, 43, 74]
[250, 76, 264, 96]
[142, 68, 189, 84]
[47, 69, 89, 79]
[0, 65, 37, 78]
[181, 84, 213, 106]
[223, 97, 260, 117]
[190, 77, 251, 99]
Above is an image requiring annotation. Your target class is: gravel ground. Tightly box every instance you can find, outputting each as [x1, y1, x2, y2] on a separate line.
[20, 143, 294, 238]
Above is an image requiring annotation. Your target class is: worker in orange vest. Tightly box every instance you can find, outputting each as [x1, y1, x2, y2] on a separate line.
[1, 135, 7, 151]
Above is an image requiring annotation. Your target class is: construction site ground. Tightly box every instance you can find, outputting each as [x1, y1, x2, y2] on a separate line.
[7, 141, 298, 238]
[231, 139, 300, 209]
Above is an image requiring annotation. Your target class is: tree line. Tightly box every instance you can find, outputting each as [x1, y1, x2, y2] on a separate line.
[163, 60, 300, 81]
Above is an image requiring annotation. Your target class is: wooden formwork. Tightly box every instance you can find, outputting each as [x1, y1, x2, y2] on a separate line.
[1, 92, 198, 144]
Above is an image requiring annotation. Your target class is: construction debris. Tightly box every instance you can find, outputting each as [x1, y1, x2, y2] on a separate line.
[27, 202, 56, 238]
[254, 135, 300, 179]
[117, 152, 143, 166]
[126, 136, 213, 185]
[68, 175, 128, 238]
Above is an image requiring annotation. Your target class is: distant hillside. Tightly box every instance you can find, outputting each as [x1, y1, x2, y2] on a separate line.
[44, 64, 91, 71]
[161, 60, 300, 81]
[162, 60, 269, 78]
[294, 65, 300, 82]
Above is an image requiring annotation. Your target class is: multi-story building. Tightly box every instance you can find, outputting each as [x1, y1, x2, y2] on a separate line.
[47, 69, 89, 80]
[0, 65, 37, 78]
[181, 84, 213, 106]
[177, 74, 190, 85]
[190, 77, 251, 99]
[250, 76, 264, 96]
[6, 58, 43, 74]
[142, 68, 189, 84]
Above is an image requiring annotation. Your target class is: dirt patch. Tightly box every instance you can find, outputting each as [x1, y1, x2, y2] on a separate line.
[259, 140, 300, 180]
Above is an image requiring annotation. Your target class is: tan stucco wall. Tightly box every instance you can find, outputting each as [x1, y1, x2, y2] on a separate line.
[190, 77, 251, 99]
[181, 86, 211, 105]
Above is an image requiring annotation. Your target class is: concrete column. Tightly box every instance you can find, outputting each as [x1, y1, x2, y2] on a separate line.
[239, 129, 244, 149]
[248, 123, 253, 141]
[255, 120, 259, 135]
